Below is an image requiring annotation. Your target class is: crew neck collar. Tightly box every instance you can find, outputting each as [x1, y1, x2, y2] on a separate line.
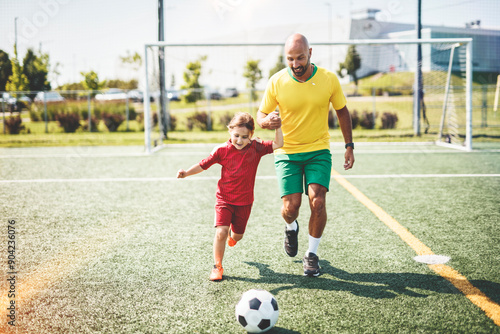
[288, 63, 317, 83]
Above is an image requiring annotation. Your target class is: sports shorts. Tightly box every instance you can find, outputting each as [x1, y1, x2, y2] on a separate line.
[274, 149, 332, 197]
[214, 201, 253, 234]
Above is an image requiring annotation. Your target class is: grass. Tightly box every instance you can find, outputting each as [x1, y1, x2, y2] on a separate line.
[0, 144, 499, 333]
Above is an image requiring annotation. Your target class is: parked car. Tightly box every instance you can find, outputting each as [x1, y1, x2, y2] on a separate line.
[224, 87, 239, 98]
[208, 90, 223, 100]
[95, 88, 128, 101]
[167, 90, 182, 101]
[0, 93, 18, 111]
[34, 91, 65, 103]
[127, 89, 144, 102]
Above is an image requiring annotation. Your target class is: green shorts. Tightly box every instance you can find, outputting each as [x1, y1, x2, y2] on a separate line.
[274, 149, 332, 197]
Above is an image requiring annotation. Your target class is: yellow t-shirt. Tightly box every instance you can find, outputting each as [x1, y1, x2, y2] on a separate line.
[259, 64, 346, 154]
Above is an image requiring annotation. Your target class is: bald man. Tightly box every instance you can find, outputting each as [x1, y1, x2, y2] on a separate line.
[257, 33, 354, 277]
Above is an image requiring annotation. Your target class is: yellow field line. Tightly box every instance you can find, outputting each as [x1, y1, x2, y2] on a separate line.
[332, 169, 500, 327]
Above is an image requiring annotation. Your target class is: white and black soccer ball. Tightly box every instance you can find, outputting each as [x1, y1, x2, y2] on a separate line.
[235, 289, 279, 333]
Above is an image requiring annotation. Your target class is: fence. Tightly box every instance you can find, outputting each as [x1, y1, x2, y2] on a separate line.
[1, 85, 499, 135]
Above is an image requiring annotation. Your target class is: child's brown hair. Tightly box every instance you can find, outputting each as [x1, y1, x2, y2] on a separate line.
[227, 112, 255, 132]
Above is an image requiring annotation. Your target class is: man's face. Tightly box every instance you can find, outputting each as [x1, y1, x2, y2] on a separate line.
[286, 45, 312, 78]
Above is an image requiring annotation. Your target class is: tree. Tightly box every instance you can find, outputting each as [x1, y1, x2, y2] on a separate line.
[22, 48, 51, 94]
[181, 56, 206, 104]
[243, 59, 263, 102]
[120, 51, 142, 72]
[269, 54, 286, 78]
[0, 50, 13, 91]
[106, 79, 138, 90]
[337, 45, 361, 86]
[5, 45, 29, 93]
[80, 71, 106, 93]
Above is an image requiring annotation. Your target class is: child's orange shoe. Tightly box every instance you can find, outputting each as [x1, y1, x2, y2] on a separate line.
[209, 265, 223, 281]
[227, 234, 237, 247]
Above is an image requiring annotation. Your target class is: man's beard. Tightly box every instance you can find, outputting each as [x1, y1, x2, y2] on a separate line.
[291, 57, 311, 78]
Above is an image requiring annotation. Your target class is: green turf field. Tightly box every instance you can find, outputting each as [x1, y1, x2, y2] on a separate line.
[0, 143, 499, 333]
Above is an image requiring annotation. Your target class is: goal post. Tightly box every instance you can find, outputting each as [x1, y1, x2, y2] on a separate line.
[143, 38, 473, 153]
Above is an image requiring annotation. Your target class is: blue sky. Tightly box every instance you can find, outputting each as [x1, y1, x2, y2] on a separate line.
[0, 0, 498, 87]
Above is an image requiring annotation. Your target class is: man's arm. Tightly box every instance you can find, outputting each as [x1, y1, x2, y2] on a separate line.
[336, 106, 355, 170]
[257, 110, 281, 130]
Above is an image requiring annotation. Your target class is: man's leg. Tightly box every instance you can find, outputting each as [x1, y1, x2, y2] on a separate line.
[307, 183, 327, 238]
[281, 193, 301, 223]
[282, 193, 301, 257]
[303, 183, 327, 277]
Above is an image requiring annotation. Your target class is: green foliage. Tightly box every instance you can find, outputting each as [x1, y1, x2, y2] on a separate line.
[181, 56, 206, 103]
[22, 48, 51, 93]
[381, 112, 399, 129]
[56, 113, 81, 133]
[119, 50, 142, 72]
[269, 54, 286, 78]
[106, 79, 138, 90]
[337, 45, 361, 86]
[0, 49, 13, 91]
[219, 112, 233, 128]
[6, 45, 29, 93]
[80, 71, 106, 92]
[351, 109, 360, 129]
[102, 113, 125, 132]
[186, 111, 209, 131]
[243, 59, 263, 101]
[4, 115, 25, 134]
[82, 116, 99, 132]
[360, 111, 376, 129]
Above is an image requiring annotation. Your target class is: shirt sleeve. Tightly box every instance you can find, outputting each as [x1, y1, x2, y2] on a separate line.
[199, 147, 220, 170]
[258, 74, 278, 115]
[256, 140, 275, 157]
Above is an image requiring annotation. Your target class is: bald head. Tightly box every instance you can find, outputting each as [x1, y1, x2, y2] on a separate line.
[284, 33, 312, 80]
[285, 33, 310, 53]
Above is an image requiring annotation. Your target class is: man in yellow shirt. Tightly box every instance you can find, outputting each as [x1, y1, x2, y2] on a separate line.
[257, 33, 354, 277]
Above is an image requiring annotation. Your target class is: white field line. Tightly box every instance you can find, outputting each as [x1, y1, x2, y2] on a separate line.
[0, 174, 499, 184]
[1, 149, 499, 159]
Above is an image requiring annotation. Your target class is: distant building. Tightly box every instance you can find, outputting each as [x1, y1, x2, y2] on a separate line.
[347, 9, 500, 79]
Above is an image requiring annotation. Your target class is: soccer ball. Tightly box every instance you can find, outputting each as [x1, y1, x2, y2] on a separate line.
[235, 289, 279, 333]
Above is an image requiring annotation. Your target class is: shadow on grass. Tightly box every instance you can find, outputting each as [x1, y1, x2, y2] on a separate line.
[225, 260, 500, 303]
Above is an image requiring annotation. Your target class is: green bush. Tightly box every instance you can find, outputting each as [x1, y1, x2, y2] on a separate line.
[102, 113, 125, 132]
[4, 116, 25, 134]
[186, 111, 209, 131]
[360, 111, 376, 129]
[351, 110, 359, 129]
[82, 116, 100, 132]
[56, 113, 81, 133]
[328, 109, 337, 129]
[381, 112, 399, 129]
[219, 112, 233, 129]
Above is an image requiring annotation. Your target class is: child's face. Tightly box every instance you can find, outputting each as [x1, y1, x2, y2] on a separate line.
[229, 126, 252, 150]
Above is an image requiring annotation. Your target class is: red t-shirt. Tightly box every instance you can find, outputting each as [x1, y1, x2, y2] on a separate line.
[199, 139, 274, 206]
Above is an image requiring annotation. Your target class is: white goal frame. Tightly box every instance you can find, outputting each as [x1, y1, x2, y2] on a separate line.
[143, 38, 473, 153]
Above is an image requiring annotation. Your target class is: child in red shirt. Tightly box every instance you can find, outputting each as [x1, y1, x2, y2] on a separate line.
[177, 112, 283, 281]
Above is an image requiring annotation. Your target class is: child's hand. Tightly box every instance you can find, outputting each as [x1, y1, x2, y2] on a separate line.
[177, 169, 187, 178]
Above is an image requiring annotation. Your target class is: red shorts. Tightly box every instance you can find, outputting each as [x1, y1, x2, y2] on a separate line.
[214, 202, 253, 234]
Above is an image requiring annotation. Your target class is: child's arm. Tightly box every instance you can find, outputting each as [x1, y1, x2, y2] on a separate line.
[177, 163, 204, 178]
[272, 127, 284, 150]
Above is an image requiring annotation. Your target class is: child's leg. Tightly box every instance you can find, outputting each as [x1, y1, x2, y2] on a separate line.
[227, 204, 252, 247]
[213, 225, 230, 266]
[227, 227, 243, 247]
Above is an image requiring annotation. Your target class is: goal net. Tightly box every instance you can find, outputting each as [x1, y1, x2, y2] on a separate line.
[143, 38, 472, 153]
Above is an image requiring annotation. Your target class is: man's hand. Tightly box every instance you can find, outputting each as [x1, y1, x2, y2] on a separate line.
[257, 110, 281, 130]
[344, 148, 354, 170]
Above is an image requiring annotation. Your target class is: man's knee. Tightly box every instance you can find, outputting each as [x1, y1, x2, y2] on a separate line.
[308, 184, 327, 213]
[282, 193, 301, 217]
